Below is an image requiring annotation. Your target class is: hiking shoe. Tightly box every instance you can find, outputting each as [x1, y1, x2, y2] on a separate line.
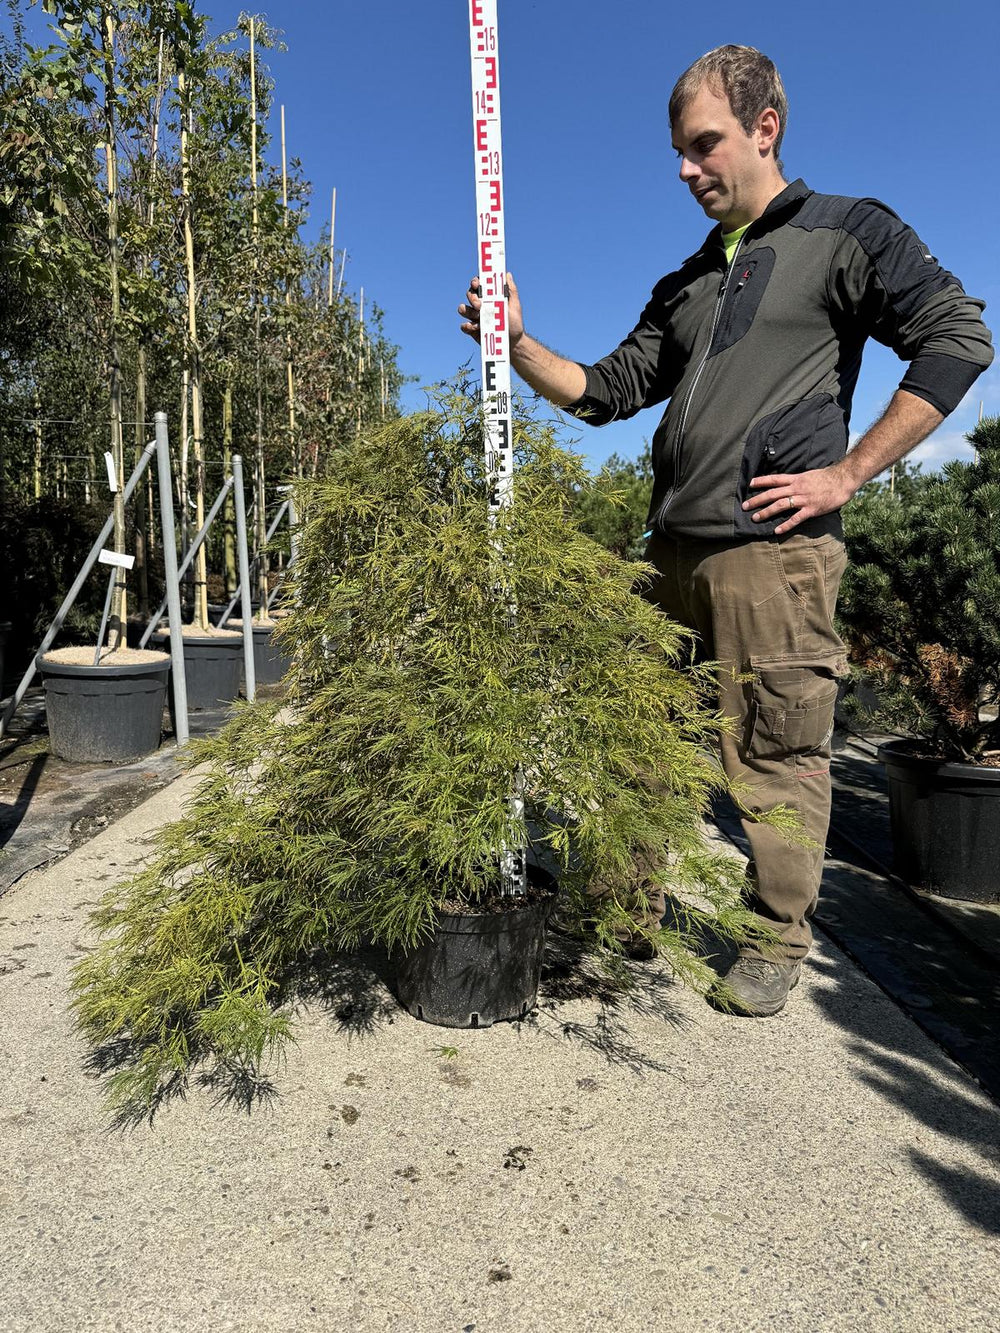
[621, 933, 657, 961]
[712, 954, 801, 1017]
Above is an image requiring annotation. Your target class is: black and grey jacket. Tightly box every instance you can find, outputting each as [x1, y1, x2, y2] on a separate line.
[565, 178, 994, 541]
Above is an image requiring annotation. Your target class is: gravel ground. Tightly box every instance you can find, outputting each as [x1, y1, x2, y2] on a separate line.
[2, 770, 998, 1333]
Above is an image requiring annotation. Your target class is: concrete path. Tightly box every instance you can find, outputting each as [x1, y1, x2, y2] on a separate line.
[2, 773, 998, 1333]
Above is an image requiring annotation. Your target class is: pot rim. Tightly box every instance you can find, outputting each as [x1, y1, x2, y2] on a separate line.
[426, 865, 558, 925]
[38, 649, 171, 679]
[877, 736, 1000, 781]
[150, 628, 243, 645]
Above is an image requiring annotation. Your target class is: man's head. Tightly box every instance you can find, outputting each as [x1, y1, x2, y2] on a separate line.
[669, 45, 788, 231]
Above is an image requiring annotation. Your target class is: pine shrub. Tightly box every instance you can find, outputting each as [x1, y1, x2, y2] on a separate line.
[839, 416, 1000, 761]
[72, 393, 780, 1113]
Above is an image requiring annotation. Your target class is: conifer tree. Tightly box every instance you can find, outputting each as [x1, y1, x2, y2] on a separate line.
[839, 416, 1000, 761]
[571, 445, 653, 561]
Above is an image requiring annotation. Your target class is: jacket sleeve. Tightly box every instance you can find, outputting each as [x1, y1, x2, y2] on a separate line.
[828, 199, 994, 416]
[562, 273, 685, 427]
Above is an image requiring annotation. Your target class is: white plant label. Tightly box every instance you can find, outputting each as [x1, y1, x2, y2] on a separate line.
[469, 0, 512, 514]
[104, 451, 118, 492]
[98, 548, 135, 570]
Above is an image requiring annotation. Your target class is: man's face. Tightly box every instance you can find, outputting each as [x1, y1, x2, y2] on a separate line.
[671, 79, 773, 229]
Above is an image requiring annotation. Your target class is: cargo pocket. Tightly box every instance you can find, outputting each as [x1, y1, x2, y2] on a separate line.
[746, 655, 846, 761]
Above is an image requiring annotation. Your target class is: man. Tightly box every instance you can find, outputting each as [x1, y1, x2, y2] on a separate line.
[457, 45, 993, 1016]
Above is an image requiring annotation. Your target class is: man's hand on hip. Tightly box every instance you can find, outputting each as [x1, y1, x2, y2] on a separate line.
[743, 462, 857, 535]
[743, 391, 945, 535]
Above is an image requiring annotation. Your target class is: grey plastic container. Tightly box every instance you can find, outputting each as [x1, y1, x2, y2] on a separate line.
[39, 652, 169, 763]
[227, 620, 291, 688]
[152, 630, 243, 710]
[249, 623, 291, 686]
[393, 867, 557, 1028]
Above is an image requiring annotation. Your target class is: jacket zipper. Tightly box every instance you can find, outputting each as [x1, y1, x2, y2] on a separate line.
[656, 234, 748, 522]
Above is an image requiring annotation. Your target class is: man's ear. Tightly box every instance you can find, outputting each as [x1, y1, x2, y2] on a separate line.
[756, 107, 781, 156]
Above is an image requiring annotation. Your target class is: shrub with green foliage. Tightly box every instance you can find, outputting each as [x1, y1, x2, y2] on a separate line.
[839, 416, 1000, 761]
[571, 445, 653, 561]
[72, 396, 780, 1114]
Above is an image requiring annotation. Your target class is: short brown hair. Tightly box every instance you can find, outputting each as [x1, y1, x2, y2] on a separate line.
[669, 45, 788, 172]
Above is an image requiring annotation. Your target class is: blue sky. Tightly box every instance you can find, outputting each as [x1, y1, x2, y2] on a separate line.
[19, 0, 1000, 472]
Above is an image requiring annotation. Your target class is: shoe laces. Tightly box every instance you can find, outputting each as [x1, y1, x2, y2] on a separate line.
[732, 956, 777, 981]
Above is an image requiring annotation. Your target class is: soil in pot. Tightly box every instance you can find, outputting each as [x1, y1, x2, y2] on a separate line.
[878, 739, 1000, 903]
[151, 624, 243, 711]
[392, 866, 558, 1028]
[38, 646, 171, 763]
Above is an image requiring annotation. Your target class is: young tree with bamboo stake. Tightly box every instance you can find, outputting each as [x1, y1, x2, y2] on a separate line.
[279, 104, 299, 479]
[101, 6, 126, 644]
[244, 11, 268, 619]
[176, 53, 209, 627]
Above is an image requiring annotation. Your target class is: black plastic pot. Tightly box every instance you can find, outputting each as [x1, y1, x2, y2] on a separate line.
[228, 619, 291, 687]
[38, 650, 170, 763]
[151, 630, 243, 711]
[879, 739, 1000, 903]
[250, 623, 291, 686]
[393, 867, 558, 1028]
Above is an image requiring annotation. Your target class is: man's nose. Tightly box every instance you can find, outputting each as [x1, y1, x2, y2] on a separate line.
[678, 156, 698, 183]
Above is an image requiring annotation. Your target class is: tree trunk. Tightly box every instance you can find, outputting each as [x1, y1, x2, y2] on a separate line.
[179, 366, 190, 610]
[222, 379, 236, 596]
[134, 344, 149, 616]
[179, 66, 208, 630]
[33, 389, 43, 498]
[249, 21, 268, 618]
[103, 11, 127, 649]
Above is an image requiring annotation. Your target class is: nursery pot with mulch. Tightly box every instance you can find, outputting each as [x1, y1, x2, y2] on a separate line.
[227, 616, 291, 687]
[393, 866, 558, 1028]
[151, 626, 243, 711]
[878, 739, 1000, 903]
[38, 646, 171, 763]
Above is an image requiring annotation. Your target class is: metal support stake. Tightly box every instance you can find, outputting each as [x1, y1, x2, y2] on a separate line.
[267, 491, 299, 616]
[0, 438, 158, 739]
[140, 475, 235, 649]
[287, 493, 299, 564]
[232, 455, 256, 701]
[155, 412, 189, 746]
[217, 498, 289, 627]
[93, 569, 117, 665]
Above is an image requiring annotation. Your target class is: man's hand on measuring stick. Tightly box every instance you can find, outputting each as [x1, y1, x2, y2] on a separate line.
[458, 272, 524, 349]
[458, 273, 586, 407]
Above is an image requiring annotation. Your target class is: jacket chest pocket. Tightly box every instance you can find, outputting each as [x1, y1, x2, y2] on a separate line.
[710, 246, 776, 358]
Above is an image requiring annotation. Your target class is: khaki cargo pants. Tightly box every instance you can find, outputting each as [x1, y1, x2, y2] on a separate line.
[640, 531, 848, 960]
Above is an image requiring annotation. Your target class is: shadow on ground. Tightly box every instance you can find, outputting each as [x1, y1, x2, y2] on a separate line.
[805, 945, 1000, 1235]
[82, 927, 704, 1130]
[0, 750, 48, 848]
[714, 774, 1000, 1239]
